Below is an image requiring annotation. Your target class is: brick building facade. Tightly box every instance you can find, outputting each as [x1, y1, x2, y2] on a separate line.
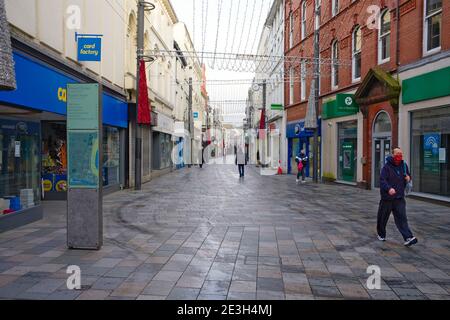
[285, 0, 450, 199]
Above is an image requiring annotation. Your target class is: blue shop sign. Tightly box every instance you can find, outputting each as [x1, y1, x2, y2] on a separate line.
[77, 37, 102, 62]
[0, 52, 127, 128]
[286, 119, 321, 138]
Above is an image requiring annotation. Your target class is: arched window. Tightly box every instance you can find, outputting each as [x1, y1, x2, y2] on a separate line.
[127, 13, 137, 73]
[352, 26, 361, 81]
[373, 112, 392, 135]
[378, 9, 391, 63]
[331, 40, 339, 88]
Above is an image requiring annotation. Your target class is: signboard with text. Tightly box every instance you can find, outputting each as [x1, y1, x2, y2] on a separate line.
[77, 37, 102, 62]
[66, 83, 103, 250]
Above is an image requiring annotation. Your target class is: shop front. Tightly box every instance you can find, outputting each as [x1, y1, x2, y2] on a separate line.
[355, 67, 401, 189]
[286, 119, 320, 176]
[0, 49, 128, 231]
[400, 64, 450, 201]
[321, 94, 360, 184]
[152, 112, 174, 176]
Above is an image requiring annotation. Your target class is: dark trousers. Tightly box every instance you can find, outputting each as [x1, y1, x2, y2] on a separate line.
[238, 165, 245, 177]
[377, 198, 414, 241]
[296, 167, 305, 181]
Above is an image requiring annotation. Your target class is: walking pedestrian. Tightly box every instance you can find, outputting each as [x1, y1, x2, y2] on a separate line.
[235, 145, 246, 178]
[377, 147, 418, 247]
[295, 150, 308, 184]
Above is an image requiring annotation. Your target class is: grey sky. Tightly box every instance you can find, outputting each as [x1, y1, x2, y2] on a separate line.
[171, 0, 273, 125]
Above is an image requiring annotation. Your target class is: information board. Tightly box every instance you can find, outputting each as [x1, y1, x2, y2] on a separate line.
[67, 83, 99, 130]
[67, 131, 99, 188]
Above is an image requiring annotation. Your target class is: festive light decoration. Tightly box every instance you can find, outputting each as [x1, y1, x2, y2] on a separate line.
[0, 0, 16, 90]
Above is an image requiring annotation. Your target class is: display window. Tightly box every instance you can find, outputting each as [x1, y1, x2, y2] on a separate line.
[102, 126, 120, 187]
[0, 119, 41, 214]
[411, 106, 450, 197]
[42, 122, 67, 194]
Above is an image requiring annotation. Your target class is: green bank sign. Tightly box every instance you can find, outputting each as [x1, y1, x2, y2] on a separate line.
[322, 94, 359, 120]
[271, 104, 283, 111]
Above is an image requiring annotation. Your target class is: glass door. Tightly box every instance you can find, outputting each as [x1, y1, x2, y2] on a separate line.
[373, 138, 391, 188]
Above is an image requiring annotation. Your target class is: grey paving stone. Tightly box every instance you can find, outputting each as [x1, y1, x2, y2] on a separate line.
[91, 277, 125, 291]
[257, 277, 284, 292]
[167, 287, 200, 300]
[201, 280, 230, 296]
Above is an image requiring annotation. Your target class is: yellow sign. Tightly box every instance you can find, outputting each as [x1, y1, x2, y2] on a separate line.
[58, 87, 67, 102]
[43, 180, 53, 192]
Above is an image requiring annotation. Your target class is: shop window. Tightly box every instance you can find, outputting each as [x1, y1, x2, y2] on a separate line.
[0, 119, 40, 214]
[103, 126, 120, 187]
[42, 122, 67, 196]
[411, 106, 450, 197]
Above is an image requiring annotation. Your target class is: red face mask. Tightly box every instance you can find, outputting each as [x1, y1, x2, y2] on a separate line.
[393, 154, 403, 165]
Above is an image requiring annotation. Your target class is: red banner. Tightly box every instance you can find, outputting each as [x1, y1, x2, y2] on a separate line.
[137, 60, 151, 125]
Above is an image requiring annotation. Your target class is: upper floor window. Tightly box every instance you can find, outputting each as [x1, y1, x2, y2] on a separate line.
[331, 40, 339, 88]
[424, 0, 442, 54]
[378, 9, 391, 64]
[289, 67, 294, 105]
[301, 2, 307, 40]
[332, 0, 339, 17]
[289, 13, 294, 48]
[300, 61, 306, 101]
[352, 26, 362, 81]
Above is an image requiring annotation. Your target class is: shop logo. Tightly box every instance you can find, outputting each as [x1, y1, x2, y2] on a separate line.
[294, 124, 301, 135]
[345, 97, 353, 106]
[58, 87, 67, 103]
[16, 122, 28, 134]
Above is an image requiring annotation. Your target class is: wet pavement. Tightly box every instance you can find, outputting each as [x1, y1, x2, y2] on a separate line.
[0, 164, 449, 300]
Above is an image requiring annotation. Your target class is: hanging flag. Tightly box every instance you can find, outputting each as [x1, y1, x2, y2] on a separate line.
[304, 79, 317, 129]
[259, 107, 266, 140]
[137, 59, 151, 125]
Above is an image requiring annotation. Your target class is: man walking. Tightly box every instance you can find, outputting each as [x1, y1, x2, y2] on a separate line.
[295, 150, 308, 184]
[377, 147, 418, 247]
[235, 145, 246, 178]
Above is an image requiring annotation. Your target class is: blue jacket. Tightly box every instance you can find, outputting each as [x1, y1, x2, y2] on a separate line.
[380, 156, 410, 200]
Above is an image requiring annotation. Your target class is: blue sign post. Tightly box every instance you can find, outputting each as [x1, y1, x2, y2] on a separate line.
[76, 33, 103, 62]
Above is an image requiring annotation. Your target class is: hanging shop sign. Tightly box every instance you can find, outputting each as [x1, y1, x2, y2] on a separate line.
[76, 33, 103, 62]
[271, 104, 283, 111]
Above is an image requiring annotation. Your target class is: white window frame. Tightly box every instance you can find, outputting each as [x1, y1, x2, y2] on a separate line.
[352, 26, 362, 82]
[378, 9, 391, 64]
[331, 40, 339, 89]
[301, 1, 307, 40]
[289, 13, 294, 49]
[423, 0, 442, 56]
[300, 61, 306, 101]
[289, 67, 294, 105]
[332, 0, 339, 17]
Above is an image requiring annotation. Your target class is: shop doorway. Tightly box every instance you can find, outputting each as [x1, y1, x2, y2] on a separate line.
[372, 112, 392, 188]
